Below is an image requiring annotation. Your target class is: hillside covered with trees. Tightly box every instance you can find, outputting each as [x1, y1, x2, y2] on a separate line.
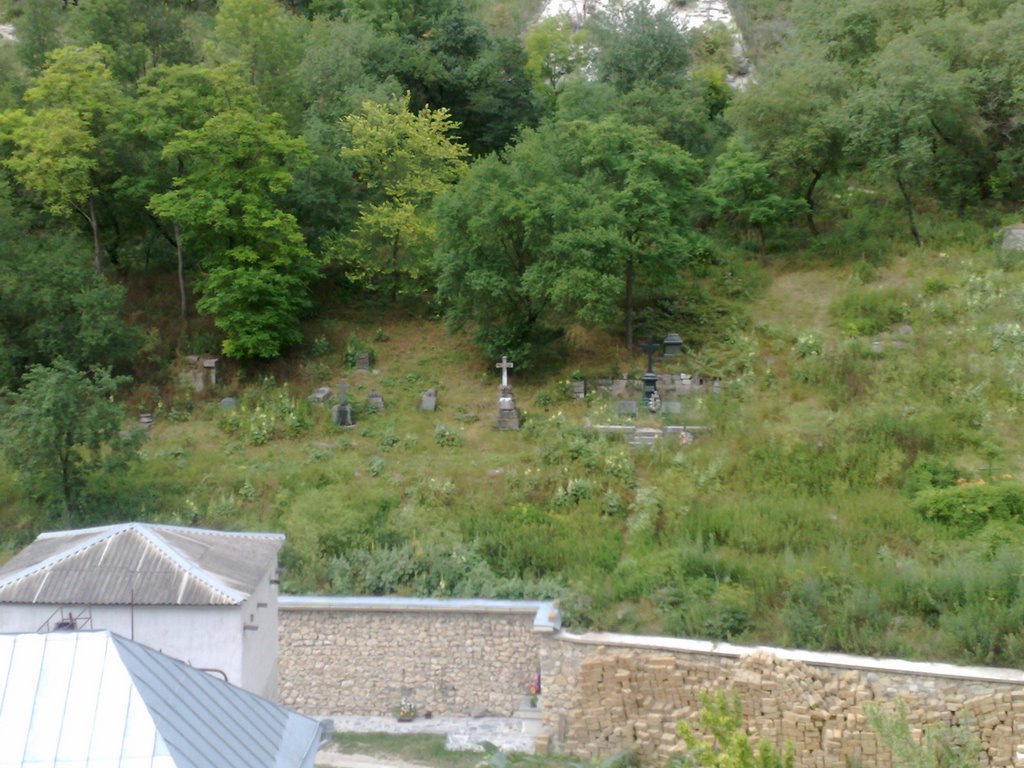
[4, 0, 1024, 669]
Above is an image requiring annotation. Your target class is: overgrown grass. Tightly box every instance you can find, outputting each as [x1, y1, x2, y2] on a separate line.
[5, 212, 1024, 668]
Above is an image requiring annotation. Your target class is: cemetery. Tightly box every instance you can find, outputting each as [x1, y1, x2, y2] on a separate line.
[6, 0, 1024, 764]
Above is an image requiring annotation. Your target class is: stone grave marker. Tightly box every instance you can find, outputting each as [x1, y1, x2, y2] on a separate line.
[418, 388, 437, 412]
[308, 387, 333, 403]
[365, 391, 385, 412]
[219, 397, 238, 410]
[331, 402, 354, 427]
[679, 374, 692, 394]
[571, 380, 586, 399]
[495, 356, 520, 430]
[615, 400, 638, 417]
[1002, 224, 1024, 252]
[355, 352, 371, 371]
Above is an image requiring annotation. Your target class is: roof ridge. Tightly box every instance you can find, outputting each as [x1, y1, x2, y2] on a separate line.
[133, 526, 248, 604]
[0, 524, 131, 592]
[148, 523, 285, 541]
[0, 524, 250, 605]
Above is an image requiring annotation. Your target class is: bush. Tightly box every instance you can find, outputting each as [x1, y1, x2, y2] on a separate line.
[218, 382, 311, 446]
[912, 480, 1024, 532]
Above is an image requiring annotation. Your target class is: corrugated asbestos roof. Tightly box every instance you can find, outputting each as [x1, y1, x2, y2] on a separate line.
[0, 631, 322, 768]
[0, 523, 284, 606]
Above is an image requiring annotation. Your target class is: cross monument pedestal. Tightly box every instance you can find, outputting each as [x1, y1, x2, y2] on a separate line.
[495, 356, 520, 430]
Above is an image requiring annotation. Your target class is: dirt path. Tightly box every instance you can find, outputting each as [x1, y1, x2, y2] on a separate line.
[316, 751, 437, 768]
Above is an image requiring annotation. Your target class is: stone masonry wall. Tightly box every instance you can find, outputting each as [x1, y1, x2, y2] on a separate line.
[539, 634, 1024, 767]
[278, 600, 545, 717]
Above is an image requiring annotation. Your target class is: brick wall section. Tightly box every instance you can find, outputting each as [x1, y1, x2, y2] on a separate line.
[539, 634, 1024, 767]
[278, 599, 546, 717]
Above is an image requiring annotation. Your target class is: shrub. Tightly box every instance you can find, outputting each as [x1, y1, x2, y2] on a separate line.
[218, 382, 311, 446]
[912, 481, 1024, 532]
[433, 423, 463, 447]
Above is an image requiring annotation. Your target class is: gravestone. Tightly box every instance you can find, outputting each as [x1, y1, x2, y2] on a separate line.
[138, 413, 154, 430]
[571, 380, 586, 400]
[418, 388, 437, 412]
[1002, 224, 1024, 251]
[355, 352, 371, 372]
[219, 397, 238, 411]
[331, 402, 354, 427]
[495, 357, 520, 430]
[365, 391, 385, 412]
[679, 374, 692, 394]
[335, 380, 348, 401]
[308, 387, 333, 404]
[182, 355, 218, 393]
[615, 400, 638, 417]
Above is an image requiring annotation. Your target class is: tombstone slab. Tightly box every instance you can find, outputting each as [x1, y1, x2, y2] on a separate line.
[615, 400, 638, 417]
[365, 391, 385, 412]
[571, 380, 586, 400]
[355, 352, 371, 372]
[219, 397, 238, 410]
[1002, 224, 1024, 252]
[418, 388, 438, 412]
[331, 403, 355, 427]
[308, 387, 333, 404]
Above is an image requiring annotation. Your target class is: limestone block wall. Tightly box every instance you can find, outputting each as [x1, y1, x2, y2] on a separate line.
[540, 632, 1024, 767]
[277, 597, 557, 716]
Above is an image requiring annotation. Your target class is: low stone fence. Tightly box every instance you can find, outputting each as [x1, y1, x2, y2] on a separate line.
[278, 596, 558, 717]
[540, 632, 1024, 767]
[278, 598, 1024, 766]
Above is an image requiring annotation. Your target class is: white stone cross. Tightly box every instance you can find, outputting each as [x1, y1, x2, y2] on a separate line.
[496, 356, 514, 387]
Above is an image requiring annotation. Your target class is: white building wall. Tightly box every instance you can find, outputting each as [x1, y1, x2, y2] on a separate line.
[240, 561, 280, 700]
[0, 604, 245, 689]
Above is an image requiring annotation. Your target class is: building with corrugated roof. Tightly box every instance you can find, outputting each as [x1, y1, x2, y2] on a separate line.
[0, 523, 284, 699]
[0, 630, 324, 768]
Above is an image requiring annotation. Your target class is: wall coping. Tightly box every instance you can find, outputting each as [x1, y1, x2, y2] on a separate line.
[280, 596, 561, 632]
[558, 630, 1024, 685]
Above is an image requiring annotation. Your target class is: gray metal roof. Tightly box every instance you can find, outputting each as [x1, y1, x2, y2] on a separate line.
[0, 523, 284, 606]
[0, 631, 322, 768]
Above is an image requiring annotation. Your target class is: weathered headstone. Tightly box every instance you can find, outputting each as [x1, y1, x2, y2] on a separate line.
[138, 413, 154, 429]
[331, 402, 354, 427]
[308, 387, 333, 403]
[182, 355, 219, 393]
[571, 380, 586, 399]
[495, 357, 520, 430]
[219, 397, 238, 410]
[418, 388, 437, 412]
[355, 352, 371, 372]
[615, 400, 638, 417]
[365, 391, 385, 412]
[1002, 224, 1024, 252]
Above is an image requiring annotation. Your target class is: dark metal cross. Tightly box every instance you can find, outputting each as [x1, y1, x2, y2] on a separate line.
[639, 337, 660, 374]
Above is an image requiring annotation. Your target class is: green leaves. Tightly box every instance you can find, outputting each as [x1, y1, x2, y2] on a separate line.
[435, 115, 709, 360]
[150, 109, 318, 358]
[0, 360, 140, 528]
[339, 94, 469, 298]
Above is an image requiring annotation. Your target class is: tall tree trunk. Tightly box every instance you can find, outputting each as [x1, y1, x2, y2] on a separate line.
[805, 169, 822, 236]
[87, 195, 102, 270]
[894, 172, 922, 246]
[390, 236, 400, 303]
[625, 256, 634, 351]
[174, 222, 188, 322]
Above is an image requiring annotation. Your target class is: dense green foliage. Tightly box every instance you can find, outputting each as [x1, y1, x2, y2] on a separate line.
[3, 0, 1024, 673]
